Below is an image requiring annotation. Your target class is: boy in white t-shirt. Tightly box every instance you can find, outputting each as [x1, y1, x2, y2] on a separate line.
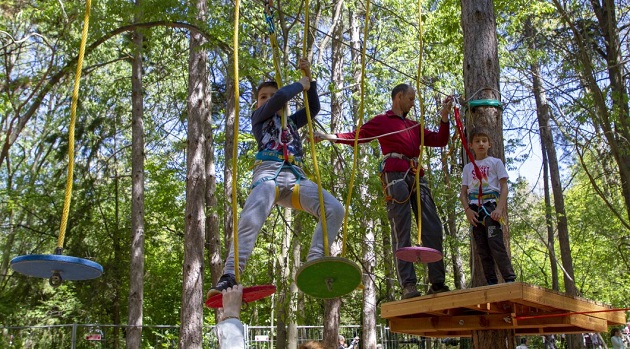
[459, 128, 516, 285]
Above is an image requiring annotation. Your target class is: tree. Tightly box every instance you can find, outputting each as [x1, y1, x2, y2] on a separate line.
[461, 0, 515, 347]
[179, 0, 210, 347]
[126, 0, 146, 347]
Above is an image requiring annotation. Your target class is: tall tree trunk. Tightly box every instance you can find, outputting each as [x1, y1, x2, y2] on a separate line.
[321, 0, 347, 346]
[552, 0, 630, 224]
[179, 0, 209, 346]
[275, 209, 292, 349]
[205, 81, 221, 296]
[127, 7, 145, 347]
[288, 219, 302, 349]
[112, 126, 122, 349]
[224, 76, 235, 256]
[361, 180, 377, 349]
[461, 0, 514, 347]
[524, 19, 560, 293]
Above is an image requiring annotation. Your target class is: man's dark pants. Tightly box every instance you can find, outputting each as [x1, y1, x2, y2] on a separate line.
[384, 172, 445, 288]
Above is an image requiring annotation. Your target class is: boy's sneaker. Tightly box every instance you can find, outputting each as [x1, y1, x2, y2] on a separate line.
[402, 284, 421, 299]
[427, 283, 450, 295]
[207, 273, 237, 298]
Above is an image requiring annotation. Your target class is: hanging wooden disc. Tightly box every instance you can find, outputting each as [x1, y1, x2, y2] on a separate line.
[296, 257, 362, 299]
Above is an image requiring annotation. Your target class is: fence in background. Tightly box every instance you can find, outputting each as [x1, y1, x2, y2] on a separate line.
[0, 323, 460, 348]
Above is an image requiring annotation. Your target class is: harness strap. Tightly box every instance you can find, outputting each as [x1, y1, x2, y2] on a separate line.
[468, 190, 500, 202]
[381, 152, 419, 173]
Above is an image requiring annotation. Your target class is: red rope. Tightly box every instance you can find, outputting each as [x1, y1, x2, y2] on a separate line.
[453, 106, 482, 207]
[514, 307, 630, 321]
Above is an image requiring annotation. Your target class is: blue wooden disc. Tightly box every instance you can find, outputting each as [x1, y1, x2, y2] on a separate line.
[10, 254, 103, 280]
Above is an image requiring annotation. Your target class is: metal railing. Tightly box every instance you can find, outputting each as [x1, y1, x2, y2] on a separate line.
[0, 323, 457, 348]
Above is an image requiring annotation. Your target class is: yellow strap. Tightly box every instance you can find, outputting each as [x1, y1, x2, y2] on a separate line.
[341, 0, 371, 257]
[232, 0, 241, 283]
[291, 184, 303, 211]
[57, 0, 91, 251]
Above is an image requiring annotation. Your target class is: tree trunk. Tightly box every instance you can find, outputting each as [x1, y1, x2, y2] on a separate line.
[442, 146, 466, 290]
[224, 75, 235, 256]
[288, 219, 302, 349]
[275, 209, 292, 349]
[461, 0, 514, 346]
[126, 8, 145, 348]
[179, 0, 209, 346]
[361, 181, 377, 349]
[524, 19, 560, 293]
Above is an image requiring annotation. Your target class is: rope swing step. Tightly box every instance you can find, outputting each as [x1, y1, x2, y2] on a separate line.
[394, 0, 443, 265]
[206, 0, 277, 308]
[10, 0, 103, 287]
[295, 0, 361, 299]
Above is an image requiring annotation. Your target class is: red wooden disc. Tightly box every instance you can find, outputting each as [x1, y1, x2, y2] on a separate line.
[205, 285, 276, 309]
[395, 246, 443, 263]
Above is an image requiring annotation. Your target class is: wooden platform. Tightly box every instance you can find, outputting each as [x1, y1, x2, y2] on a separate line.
[381, 282, 625, 337]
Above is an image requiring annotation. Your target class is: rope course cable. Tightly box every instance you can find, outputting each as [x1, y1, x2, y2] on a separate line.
[250, 0, 450, 99]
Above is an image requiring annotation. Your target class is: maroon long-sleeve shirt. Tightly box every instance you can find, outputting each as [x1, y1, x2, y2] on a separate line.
[334, 110, 450, 173]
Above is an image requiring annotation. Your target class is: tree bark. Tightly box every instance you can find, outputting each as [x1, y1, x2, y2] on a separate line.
[126, 5, 145, 347]
[179, 0, 209, 346]
[524, 19, 561, 293]
[461, 0, 514, 346]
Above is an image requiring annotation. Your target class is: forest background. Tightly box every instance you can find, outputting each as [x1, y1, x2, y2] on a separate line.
[1, 0, 629, 348]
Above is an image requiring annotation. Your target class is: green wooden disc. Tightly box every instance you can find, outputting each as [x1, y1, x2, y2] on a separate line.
[296, 257, 362, 299]
[468, 99, 503, 110]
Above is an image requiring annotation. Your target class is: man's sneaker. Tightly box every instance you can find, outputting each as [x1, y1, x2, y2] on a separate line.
[427, 283, 450, 295]
[505, 278, 516, 283]
[207, 273, 237, 298]
[402, 284, 421, 299]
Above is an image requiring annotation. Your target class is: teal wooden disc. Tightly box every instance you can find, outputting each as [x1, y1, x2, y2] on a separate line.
[296, 257, 362, 299]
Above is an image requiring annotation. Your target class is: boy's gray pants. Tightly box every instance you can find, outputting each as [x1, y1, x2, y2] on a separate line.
[223, 161, 344, 275]
[384, 172, 446, 289]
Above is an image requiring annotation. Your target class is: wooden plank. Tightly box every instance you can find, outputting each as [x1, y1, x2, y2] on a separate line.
[381, 283, 524, 318]
[521, 286, 624, 323]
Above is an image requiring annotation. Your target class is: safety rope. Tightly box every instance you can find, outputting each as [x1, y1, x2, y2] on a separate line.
[57, 0, 92, 254]
[232, 0, 241, 283]
[453, 104, 483, 208]
[340, 0, 371, 258]
[301, 0, 330, 257]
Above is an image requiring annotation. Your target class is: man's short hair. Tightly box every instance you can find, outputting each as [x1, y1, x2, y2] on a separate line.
[256, 81, 279, 98]
[468, 127, 492, 142]
[391, 83, 412, 101]
[520, 337, 527, 344]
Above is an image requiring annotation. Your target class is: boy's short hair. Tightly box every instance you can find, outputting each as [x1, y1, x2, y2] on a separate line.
[391, 83, 412, 101]
[468, 127, 491, 142]
[299, 341, 325, 349]
[256, 81, 279, 98]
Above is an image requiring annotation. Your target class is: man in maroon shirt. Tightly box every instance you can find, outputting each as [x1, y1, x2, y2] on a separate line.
[315, 84, 453, 299]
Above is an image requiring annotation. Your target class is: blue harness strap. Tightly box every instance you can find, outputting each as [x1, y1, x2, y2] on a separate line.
[468, 190, 500, 202]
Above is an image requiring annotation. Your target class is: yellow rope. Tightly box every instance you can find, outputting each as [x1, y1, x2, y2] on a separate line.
[57, 0, 91, 251]
[341, 0, 371, 257]
[232, 0, 241, 283]
[301, 0, 330, 256]
[264, 1, 286, 126]
[414, 0, 425, 245]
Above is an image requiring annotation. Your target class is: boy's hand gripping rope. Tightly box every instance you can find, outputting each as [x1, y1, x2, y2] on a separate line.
[453, 101, 483, 209]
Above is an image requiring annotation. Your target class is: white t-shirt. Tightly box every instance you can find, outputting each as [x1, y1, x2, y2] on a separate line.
[462, 156, 508, 204]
